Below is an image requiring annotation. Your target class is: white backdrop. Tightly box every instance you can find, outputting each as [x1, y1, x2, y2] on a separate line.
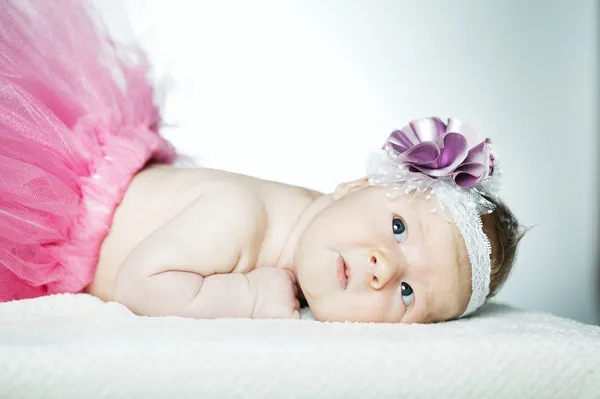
[99, 0, 598, 325]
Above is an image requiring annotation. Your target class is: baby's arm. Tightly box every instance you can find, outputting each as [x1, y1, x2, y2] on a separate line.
[114, 185, 298, 319]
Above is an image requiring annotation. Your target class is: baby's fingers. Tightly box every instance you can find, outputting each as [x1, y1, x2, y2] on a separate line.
[291, 309, 301, 319]
[285, 269, 297, 283]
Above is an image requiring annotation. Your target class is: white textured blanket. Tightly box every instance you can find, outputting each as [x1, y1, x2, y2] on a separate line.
[0, 294, 599, 399]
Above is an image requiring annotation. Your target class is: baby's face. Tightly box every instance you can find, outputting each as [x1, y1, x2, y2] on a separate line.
[295, 180, 472, 324]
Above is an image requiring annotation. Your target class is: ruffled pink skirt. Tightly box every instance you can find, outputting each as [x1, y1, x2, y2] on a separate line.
[0, 0, 177, 301]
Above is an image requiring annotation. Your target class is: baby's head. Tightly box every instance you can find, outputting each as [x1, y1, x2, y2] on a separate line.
[295, 117, 524, 324]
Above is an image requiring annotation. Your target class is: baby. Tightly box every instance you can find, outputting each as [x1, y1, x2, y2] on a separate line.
[0, 0, 524, 323]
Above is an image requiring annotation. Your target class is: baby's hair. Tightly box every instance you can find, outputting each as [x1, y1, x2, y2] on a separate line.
[481, 197, 527, 297]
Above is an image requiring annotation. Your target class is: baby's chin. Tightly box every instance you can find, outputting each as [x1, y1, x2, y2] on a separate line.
[303, 295, 391, 323]
[295, 283, 340, 322]
[308, 304, 352, 323]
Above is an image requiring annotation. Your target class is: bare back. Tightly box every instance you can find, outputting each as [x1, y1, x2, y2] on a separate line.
[87, 164, 319, 305]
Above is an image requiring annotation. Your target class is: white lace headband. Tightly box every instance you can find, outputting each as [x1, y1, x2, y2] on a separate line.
[365, 117, 502, 317]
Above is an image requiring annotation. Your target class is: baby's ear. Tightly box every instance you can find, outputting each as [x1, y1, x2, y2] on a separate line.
[333, 177, 370, 200]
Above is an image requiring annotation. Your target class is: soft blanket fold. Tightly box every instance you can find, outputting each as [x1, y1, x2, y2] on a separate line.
[1, 294, 599, 399]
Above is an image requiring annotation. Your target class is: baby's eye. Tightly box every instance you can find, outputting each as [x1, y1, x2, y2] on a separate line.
[392, 217, 407, 243]
[400, 282, 414, 306]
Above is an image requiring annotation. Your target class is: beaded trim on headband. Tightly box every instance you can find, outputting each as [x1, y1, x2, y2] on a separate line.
[366, 117, 502, 317]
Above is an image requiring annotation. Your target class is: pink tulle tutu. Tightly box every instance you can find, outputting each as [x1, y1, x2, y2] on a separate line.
[0, 0, 177, 301]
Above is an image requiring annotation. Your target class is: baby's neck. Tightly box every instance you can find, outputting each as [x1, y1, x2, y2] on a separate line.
[273, 191, 333, 273]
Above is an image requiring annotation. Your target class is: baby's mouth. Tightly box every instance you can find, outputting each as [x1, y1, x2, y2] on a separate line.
[336, 254, 350, 289]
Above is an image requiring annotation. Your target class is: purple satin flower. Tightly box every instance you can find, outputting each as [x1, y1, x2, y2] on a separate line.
[383, 117, 496, 188]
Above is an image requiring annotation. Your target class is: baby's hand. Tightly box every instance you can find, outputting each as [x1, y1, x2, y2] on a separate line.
[246, 268, 300, 319]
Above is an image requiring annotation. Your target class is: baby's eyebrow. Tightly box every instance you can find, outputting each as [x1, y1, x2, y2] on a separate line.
[415, 211, 428, 244]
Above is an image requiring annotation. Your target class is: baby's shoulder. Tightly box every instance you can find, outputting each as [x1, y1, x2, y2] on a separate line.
[129, 165, 269, 230]
[138, 164, 306, 232]
[197, 168, 267, 212]
[146, 165, 265, 201]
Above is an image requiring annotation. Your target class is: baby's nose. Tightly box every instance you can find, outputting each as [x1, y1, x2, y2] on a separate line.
[368, 249, 397, 290]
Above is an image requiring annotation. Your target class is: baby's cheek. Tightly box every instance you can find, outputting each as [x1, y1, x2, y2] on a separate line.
[307, 293, 350, 322]
[314, 206, 379, 245]
[340, 293, 395, 323]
